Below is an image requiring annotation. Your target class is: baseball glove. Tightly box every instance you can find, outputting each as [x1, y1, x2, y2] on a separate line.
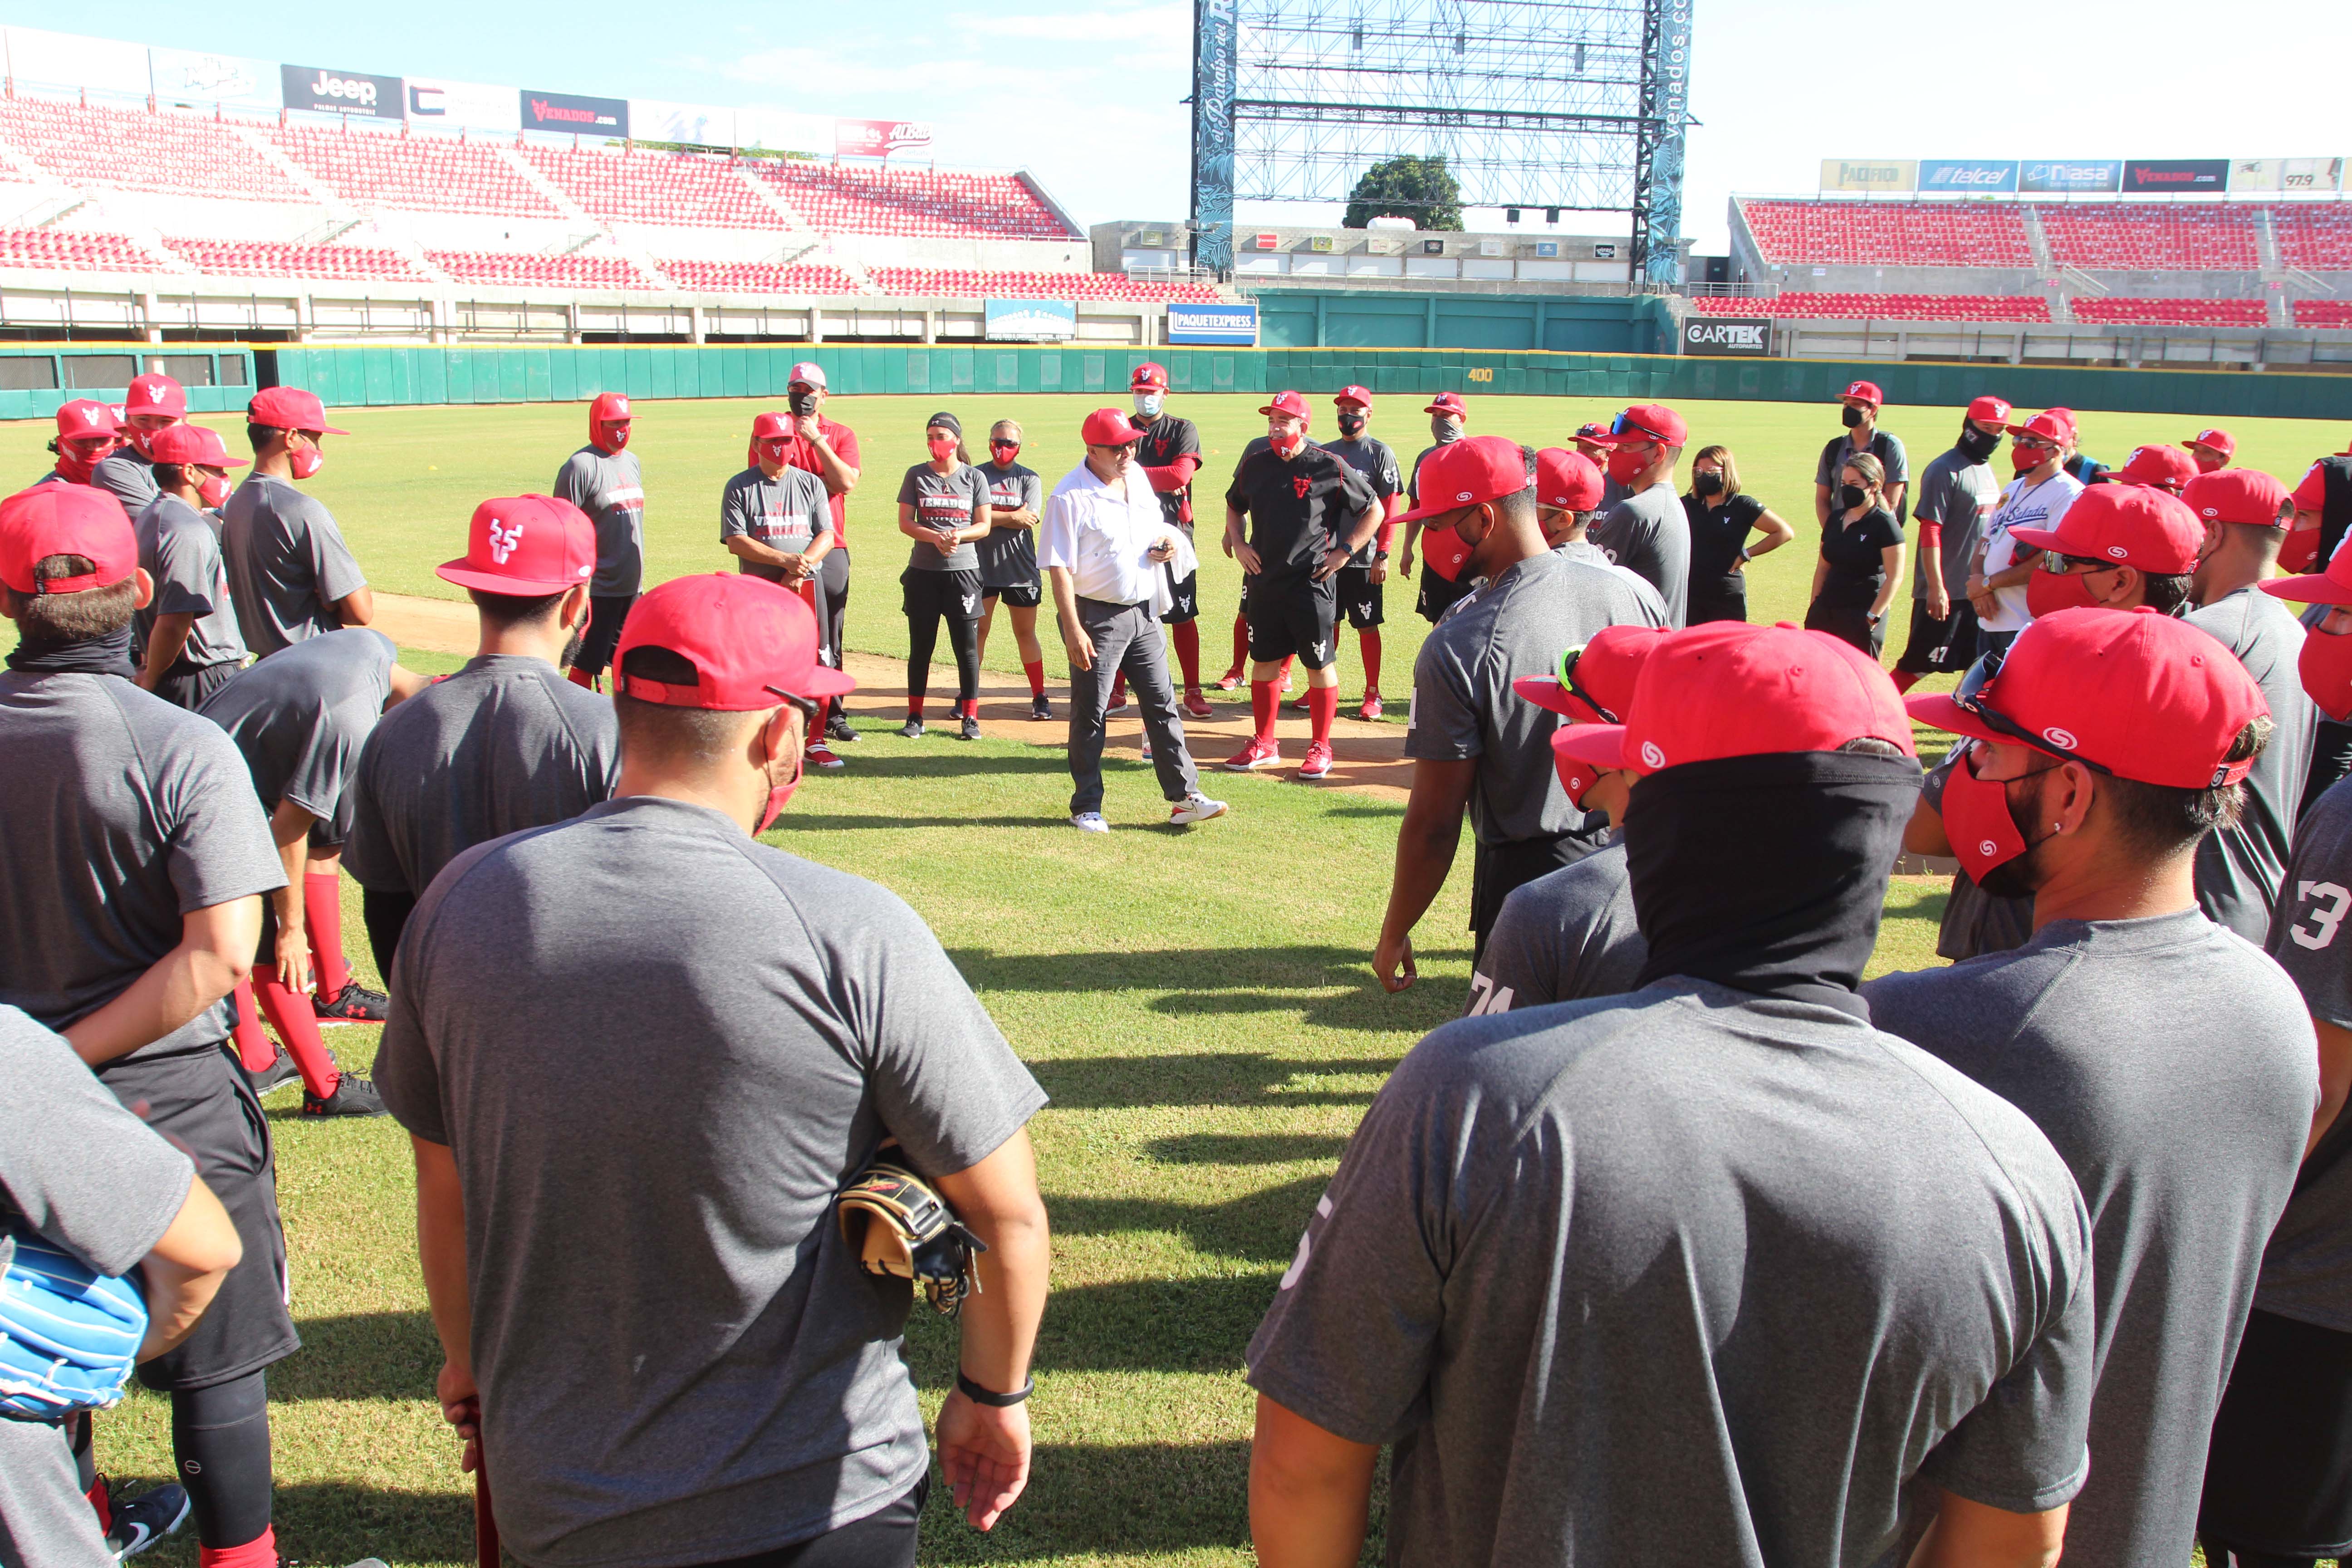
[0, 1229, 148, 1422]
[835, 1152, 988, 1318]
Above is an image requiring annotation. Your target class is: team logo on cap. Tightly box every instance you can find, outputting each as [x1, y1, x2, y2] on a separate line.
[2043, 725, 2079, 750]
[1640, 740, 1666, 769]
[2202, 506, 2222, 518]
[141, 382, 166, 403]
[489, 519, 523, 564]
[2107, 545, 2129, 559]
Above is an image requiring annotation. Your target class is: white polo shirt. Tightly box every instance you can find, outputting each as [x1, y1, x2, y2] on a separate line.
[1040, 460, 1183, 607]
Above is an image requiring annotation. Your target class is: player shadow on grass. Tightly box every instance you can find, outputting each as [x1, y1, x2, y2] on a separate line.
[242, 1478, 475, 1568]
[1025, 1052, 1397, 1111]
[1146, 1131, 1353, 1165]
[908, 1439, 1261, 1560]
[1044, 1174, 1332, 1271]
[266, 1310, 442, 1402]
[948, 943, 1471, 1032]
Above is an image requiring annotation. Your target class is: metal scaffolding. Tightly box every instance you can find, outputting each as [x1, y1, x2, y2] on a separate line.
[1191, 0, 1691, 281]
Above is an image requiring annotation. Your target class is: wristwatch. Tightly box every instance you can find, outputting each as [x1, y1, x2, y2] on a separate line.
[1375, 549, 1390, 560]
[956, 1371, 1034, 1407]
[1736, 546, 1752, 563]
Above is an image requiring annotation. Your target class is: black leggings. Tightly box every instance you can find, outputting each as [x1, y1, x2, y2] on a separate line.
[173, 1371, 273, 1548]
[693, 1477, 926, 1568]
[902, 569, 981, 709]
[575, 593, 638, 680]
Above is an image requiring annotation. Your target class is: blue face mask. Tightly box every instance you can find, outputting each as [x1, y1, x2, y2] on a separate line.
[1133, 392, 1165, 419]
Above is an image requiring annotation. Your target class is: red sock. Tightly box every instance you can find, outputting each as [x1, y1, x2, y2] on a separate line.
[200, 1525, 276, 1568]
[1111, 671, 1127, 702]
[86, 1474, 110, 1534]
[251, 969, 337, 1098]
[1023, 659, 1045, 699]
[230, 978, 274, 1072]
[959, 697, 978, 719]
[908, 694, 926, 718]
[1250, 680, 1279, 744]
[1278, 656, 1296, 687]
[1171, 620, 1202, 690]
[1359, 629, 1382, 694]
[1230, 612, 1249, 673]
[1890, 670, 1921, 694]
[1308, 686, 1340, 746]
[304, 873, 348, 1000]
[567, 666, 595, 689]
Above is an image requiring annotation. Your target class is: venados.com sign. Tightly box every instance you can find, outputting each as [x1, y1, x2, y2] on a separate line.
[1682, 317, 1772, 357]
[1168, 303, 1258, 346]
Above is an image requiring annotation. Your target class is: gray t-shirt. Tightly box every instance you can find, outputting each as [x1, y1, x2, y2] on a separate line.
[1319, 435, 1401, 566]
[2260, 775, 2352, 1332]
[897, 462, 988, 573]
[1863, 911, 2315, 1568]
[1589, 483, 1691, 627]
[2186, 586, 2318, 942]
[718, 465, 833, 585]
[1910, 446, 2000, 601]
[374, 796, 1046, 1568]
[1465, 838, 1647, 1015]
[975, 461, 1044, 589]
[1818, 429, 1912, 524]
[1406, 550, 1669, 848]
[134, 492, 247, 674]
[552, 446, 647, 598]
[343, 654, 619, 901]
[198, 627, 396, 849]
[220, 472, 368, 656]
[90, 446, 160, 524]
[0, 671, 282, 1061]
[1248, 979, 2095, 1568]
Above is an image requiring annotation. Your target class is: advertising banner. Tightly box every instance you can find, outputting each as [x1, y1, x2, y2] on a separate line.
[2230, 157, 2344, 193]
[735, 107, 829, 154]
[523, 89, 627, 137]
[282, 63, 402, 119]
[152, 49, 277, 110]
[2122, 158, 2229, 193]
[1819, 159, 1916, 194]
[2019, 159, 2122, 194]
[632, 99, 731, 147]
[1919, 158, 2018, 193]
[1682, 317, 1771, 357]
[1167, 302, 1257, 346]
[985, 299, 1077, 342]
[835, 118, 934, 158]
[2, 27, 147, 96]
[406, 77, 520, 133]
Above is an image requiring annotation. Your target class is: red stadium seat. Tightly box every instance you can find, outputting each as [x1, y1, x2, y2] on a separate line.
[525, 148, 787, 230]
[2037, 206, 2260, 270]
[2069, 296, 2267, 327]
[2292, 299, 2352, 328]
[656, 259, 862, 294]
[2274, 209, 2352, 272]
[751, 163, 1078, 240]
[269, 124, 558, 218]
[167, 237, 425, 282]
[1691, 293, 2049, 323]
[426, 250, 649, 289]
[865, 266, 1220, 302]
[0, 98, 302, 202]
[0, 226, 169, 272]
[1736, 201, 2033, 267]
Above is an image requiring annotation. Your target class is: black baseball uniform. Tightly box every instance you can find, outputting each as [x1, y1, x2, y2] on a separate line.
[1135, 412, 1204, 622]
[1225, 445, 1378, 670]
[1319, 435, 1402, 630]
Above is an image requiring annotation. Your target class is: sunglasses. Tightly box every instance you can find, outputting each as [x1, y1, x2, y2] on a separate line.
[760, 685, 822, 723]
[1553, 644, 1619, 724]
[1950, 682, 2114, 778]
[2057, 553, 2121, 573]
[990, 439, 1020, 451]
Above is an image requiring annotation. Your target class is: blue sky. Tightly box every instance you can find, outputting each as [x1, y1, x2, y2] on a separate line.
[12, 0, 2348, 253]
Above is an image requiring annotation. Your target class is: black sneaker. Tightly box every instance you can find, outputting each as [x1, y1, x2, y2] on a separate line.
[1029, 696, 1052, 720]
[244, 1044, 301, 1098]
[314, 979, 389, 1024]
[825, 716, 861, 743]
[100, 1480, 191, 1561]
[960, 715, 982, 741]
[302, 1073, 387, 1118]
[896, 718, 924, 739]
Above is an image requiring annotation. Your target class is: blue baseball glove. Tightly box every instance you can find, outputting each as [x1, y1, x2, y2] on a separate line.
[0, 1230, 148, 1422]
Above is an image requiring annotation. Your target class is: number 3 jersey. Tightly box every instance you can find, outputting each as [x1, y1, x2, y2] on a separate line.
[2262, 773, 2352, 1334]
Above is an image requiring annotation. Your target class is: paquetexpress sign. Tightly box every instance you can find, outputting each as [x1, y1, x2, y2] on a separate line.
[521, 90, 627, 136]
[281, 63, 400, 119]
[1167, 302, 1258, 346]
[984, 299, 1076, 342]
[1682, 317, 1771, 357]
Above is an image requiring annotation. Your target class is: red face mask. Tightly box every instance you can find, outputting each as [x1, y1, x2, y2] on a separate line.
[2194, 453, 2224, 475]
[2300, 627, 2352, 723]
[197, 471, 232, 508]
[289, 443, 324, 480]
[928, 436, 958, 461]
[1605, 446, 1649, 485]
[1422, 511, 1479, 582]
[756, 721, 805, 833]
[1269, 427, 1306, 458]
[1941, 745, 2033, 883]
[757, 439, 790, 467]
[2012, 445, 2048, 475]
[990, 441, 1020, 461]
[54, 440, 108, 485]
[2280, 527, 2324, 576]
[596, 421, 631, 455]
[2025, 563, 2097, 619]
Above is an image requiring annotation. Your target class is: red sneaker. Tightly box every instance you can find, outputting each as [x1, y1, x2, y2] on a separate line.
[1358, 692, 1384, 721]
[1106, 691, 1131, 713]
[1297, 741, 1334, 779]
[1288, 693, 1312, 713]
[1215, 668, 1244, 691]
[1222, 737, 1282, 771]
[1181, 689, 1215, 719]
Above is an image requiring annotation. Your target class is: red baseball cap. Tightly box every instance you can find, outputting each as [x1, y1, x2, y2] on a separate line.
[1590, 403, 1690, 449]
[246, 387, 348, 435]
[144, 423, 246, 470]
[2006, 408, 2077, 445]
[124, 373, 186, 420]
[1393, 435, 1529, 525]
[1533, 447, 1605, 513]
[2097, 444, 2199, 495]
[54, 400, 118, 439]
[2186, 427, 2235, 457]
[1573, 421, 1612, 444]
[614, 573, 856, 710]
[1907, 606, 2267, 789]
[1514, 623, 1673, 723]
[750, 412, 791, 442]
[1334, 385, 1373, 408]
[2262, 531, 2352, 606]
[2185, 468, 2293, 529]
[1080, 407, 1147, 446]
[786, 362, 827, 389]
[437, 495, 597, 596]
[2009, 483, 2202, 573]
[1838, 380, 1883, 408]
[1554, 622, 1914, 777]
[1965, 395, 2014, 425]
[589, 392, 632, 425]
[2292, 463, 2328, 513]
[1259, 390, 1311, 421]
[0, 482, 137, 595]
[1130, 362, 1169, 392]
[1424, 392, 1467, 418]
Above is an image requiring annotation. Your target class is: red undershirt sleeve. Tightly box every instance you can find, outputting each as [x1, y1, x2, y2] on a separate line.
[1142, 455, 1198, 494]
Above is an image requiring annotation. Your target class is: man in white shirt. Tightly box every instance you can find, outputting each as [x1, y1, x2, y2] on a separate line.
[1968, 409, 2085, 654]
[1042, 408, 1229, 833]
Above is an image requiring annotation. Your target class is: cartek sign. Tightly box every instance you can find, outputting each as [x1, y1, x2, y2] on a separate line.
[521, 90, 628, 136]
[836, 119, 935, 158]
[281, 64, 401, 119]
[1682, 317, 1771, 357]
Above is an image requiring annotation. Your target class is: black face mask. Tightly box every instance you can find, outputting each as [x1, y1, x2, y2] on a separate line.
[1955, 423, 2001, 464]
[1838, 483, 1869, 510]
[1691, 472, 1724, 498]
[6, 621, 134, 679]
[1842, 406, 1866, 430]
[1625, 750, 1921, 1019]
[1337, 413, 1366, 437]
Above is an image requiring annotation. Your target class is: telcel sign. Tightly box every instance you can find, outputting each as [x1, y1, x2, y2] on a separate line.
[1682, 317, 1771, 357]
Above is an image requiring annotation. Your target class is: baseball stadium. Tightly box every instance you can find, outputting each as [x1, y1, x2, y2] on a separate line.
[1, 3, 2349, 1567]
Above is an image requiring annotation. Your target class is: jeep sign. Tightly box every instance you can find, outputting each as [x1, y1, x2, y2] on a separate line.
[1682, 317, 1772, 357]
[281, 64, 402, 119]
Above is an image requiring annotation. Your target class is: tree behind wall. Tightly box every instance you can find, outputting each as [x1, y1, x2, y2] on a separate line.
[1342, 156, 1465, 231]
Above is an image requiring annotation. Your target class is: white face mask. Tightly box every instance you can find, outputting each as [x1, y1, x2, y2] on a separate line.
[1133, 392, 1165, 419]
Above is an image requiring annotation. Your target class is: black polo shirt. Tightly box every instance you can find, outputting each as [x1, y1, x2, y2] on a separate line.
[1225, 445, 1378, 579]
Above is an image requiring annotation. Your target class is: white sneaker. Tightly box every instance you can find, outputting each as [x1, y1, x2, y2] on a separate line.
[1070, 812, 1111, 833]
[1169, 793, 1229, 825]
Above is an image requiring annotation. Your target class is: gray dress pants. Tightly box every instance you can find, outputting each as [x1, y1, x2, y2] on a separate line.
[1067, 597, 1201, 815]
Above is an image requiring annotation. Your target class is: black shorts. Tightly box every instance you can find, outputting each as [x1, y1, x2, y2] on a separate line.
[902, 567, 983, 626]
[1804, 598, 1884, 657]
[2200, 1307, 2352, 1557]
[1686, 586, 1749, 627]
[1244, 572, 1338, 668]
[153, 659, 241, 712]
[984, 582, 1042, 610]
[1896, 599, 1981, 675]
[98, 1047, 297, 1391]
[575, 592, 637, 678]
[1470, 833, 1590, 951]
[1335, 565, 1384, 630]
[1416, 566, 1476, 625]
[1159, 566, 1199, 623]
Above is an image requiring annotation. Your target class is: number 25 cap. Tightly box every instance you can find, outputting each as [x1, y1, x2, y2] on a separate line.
[436, 495, 597, 596]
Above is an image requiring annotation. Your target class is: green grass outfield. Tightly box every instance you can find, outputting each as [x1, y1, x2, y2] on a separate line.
[6, 395, 2340, 1567]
